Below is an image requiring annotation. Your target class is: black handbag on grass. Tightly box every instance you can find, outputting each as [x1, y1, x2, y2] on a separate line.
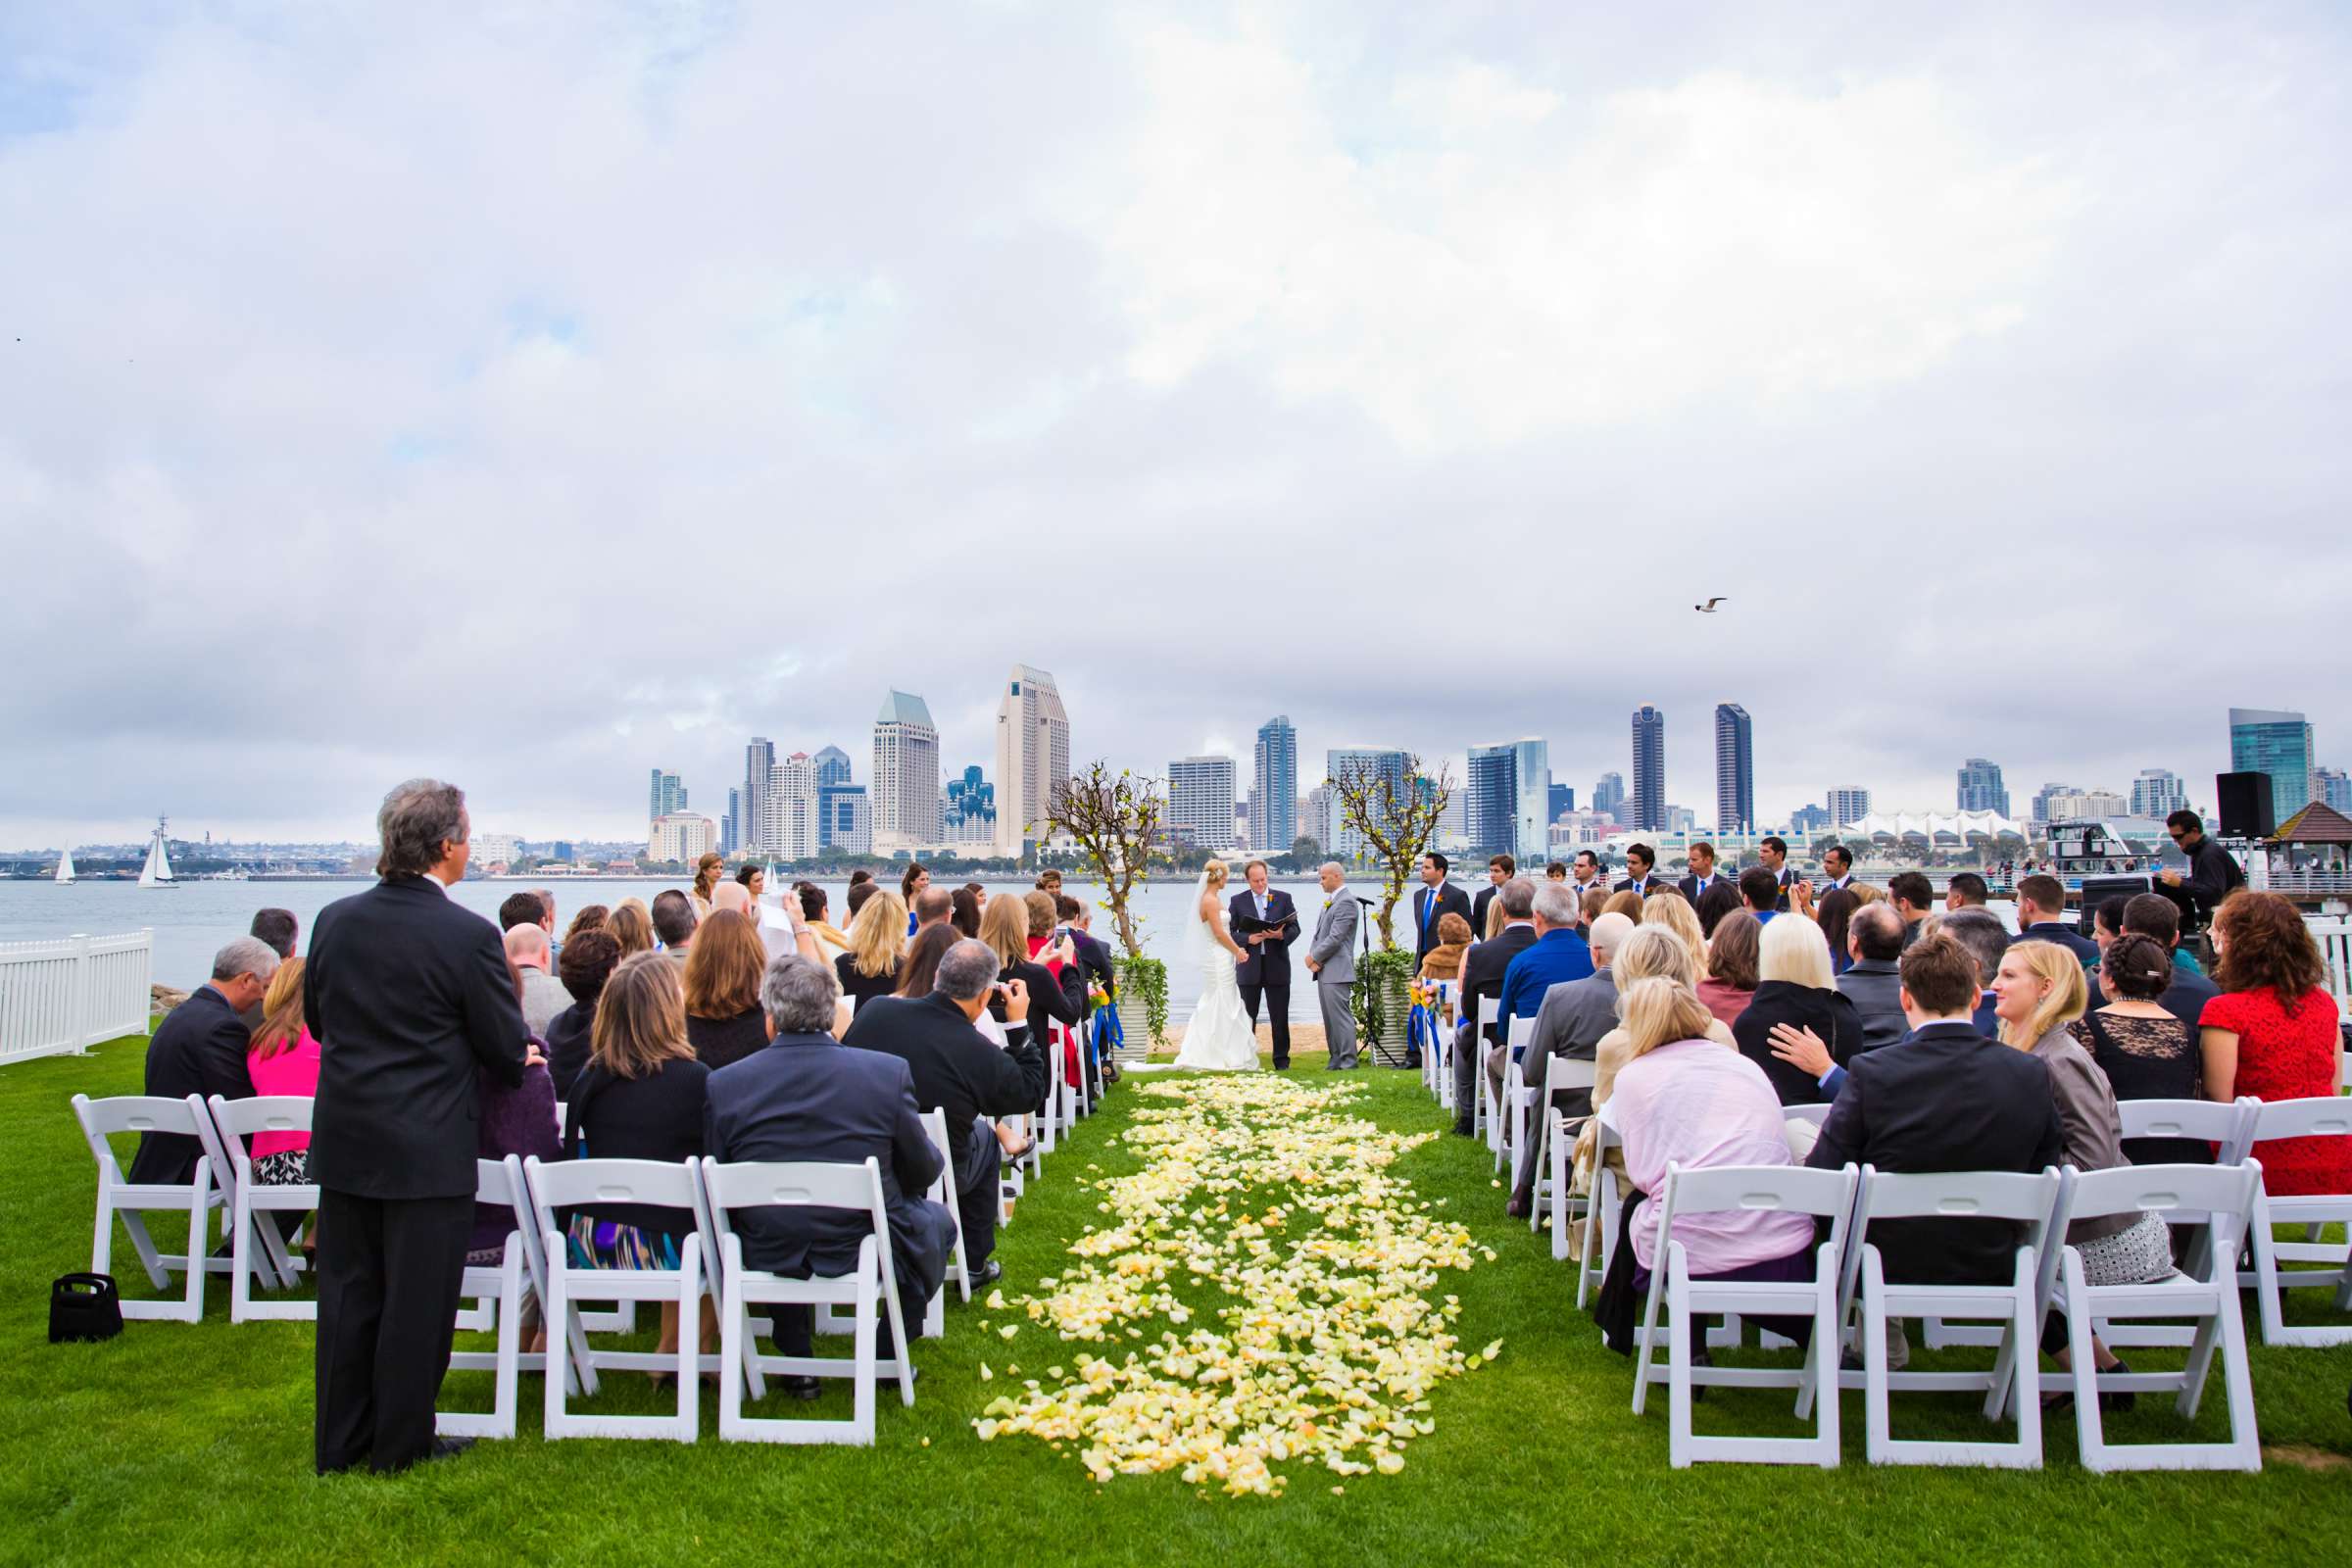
[50, 1272, 123, 1343]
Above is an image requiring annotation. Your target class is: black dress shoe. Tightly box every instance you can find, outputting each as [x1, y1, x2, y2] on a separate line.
[966, 1258, 1002, 1291]
[1451, 1121, 1477, 1138]
[368, 1436, 473, 1475]
[781, 1374, 823, 1401]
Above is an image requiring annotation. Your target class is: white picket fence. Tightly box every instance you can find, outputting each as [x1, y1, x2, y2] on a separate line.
[0, 930, 154, 1066]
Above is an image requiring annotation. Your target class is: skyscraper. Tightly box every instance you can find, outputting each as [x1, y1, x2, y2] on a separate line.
[743, 738, 774, 860]
[649, 768, 687, 821]
[1956, 758, 2010, 815]
[871, 691, 941, 854]
[2230, 707, 2317, 829]
[1713, 704, 1753, 834]
[1465, 739, 1549, 864]
[812, 745, 853, 788]
[945, 766, 997, 844]
[1168, 756, 1239, 850]
[767, 753, 818, 860]
[994, 664, 1071, 858]
[2032, 782, 2076, 824]
[1592, 772, 1625, 820]
[1324, 748, 1407, 861]
[1629, 706, 1665, 833]
[2130, 768, 2187, 818]
[820, 787, 871, 855]
[1548, 782, 1574, 821]
[1826, 787, 1872, 825]
[722, 786, 741, 856]
[2318, 767, 2351, 813]
[1251, 716, 1298, 853]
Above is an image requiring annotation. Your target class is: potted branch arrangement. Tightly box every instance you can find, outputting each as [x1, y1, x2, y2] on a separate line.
[1326, 753, 1453, 1067]
[1045, 760, 1169, 1059]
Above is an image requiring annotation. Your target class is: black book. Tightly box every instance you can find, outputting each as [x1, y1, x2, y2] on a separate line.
[1233, 912, 1291, 936]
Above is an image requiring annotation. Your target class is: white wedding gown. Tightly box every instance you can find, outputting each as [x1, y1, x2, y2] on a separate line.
[1172, 906, 1262, 1071]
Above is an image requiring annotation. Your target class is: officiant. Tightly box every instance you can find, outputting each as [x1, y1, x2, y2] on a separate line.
[1231, 859, 1302, 1070]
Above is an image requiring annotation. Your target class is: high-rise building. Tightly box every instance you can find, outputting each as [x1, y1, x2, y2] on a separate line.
[1465, 738, 1549, 864]
[1251, 716, 1298, 853]
[1790, 803, 1831, 834]
[872, 691, 941, 854]
[1629, 706, 1666, 833]
[1435, 790, 1470, 852]
[722, 786, 742, 856]
[648, 811, 717, 863]
[1324, 749, 1407, 861]
[944, 766, 997, 845]
[812, 746, 853, 789]
[2045, 788, 2129, 821]
[742, 738, 774, 860]
[1665, 805, 1696, 835]
[1168, 756, 1239, 849]
[1548, 783, 1574, 821]
[2319, 767, 2352, 814]
[1714, 704, 1754, 834]
[994, 664, 1070, 858]
[1304, 785, 1334, 854]
[1826, 787, 1871, 825]
[818, 786, 871, 856]
[763, 753, 818, 860]
[2032, 782, 2076, 824]
[1957, 758, 2010, 815]
[2230, 707, 2317, 829]
[1592, 772, 1625, 820]
[649, 768, 687, 821]
[2130, 768, 2187, 819]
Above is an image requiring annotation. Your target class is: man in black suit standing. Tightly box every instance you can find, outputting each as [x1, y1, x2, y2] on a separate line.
[1756, 836, 1797, 910]
[843, 939, 1046, 1291]
[1676, 841, 1724, 905]
[305, 779, 529, 1475]
[1471, 855, 1514, 936]
[1231, 859, 1301, 1069]
[1412, 853, 1472, 970]
[1615, 843, 1660, 897]
[1806, 934, 2063, 1368]
[1450, 878, 1537, 1135]
[128, 937, 277, 1185]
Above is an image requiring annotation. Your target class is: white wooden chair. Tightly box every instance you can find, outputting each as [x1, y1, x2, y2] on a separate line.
[1575, 1116, 1623, 1302]
[2044, 1161, 2262, 1472]
[700, 1155, 916, 1446]
[917, 1108, 972, 1340]
[1631, 1161, 1859, 1468]
[525, 1155, 706, 1442]
[71, 1094, 233, 1323]
[1527, 1054, 1597, 1233]
[1494, 1015, 1541, 1174]
[1838, 1164, 2066, 1468]
[436, 1156, 535, 1440]
[204, 1095, 316, 1321]
[2238, 1097, 2352, 1346]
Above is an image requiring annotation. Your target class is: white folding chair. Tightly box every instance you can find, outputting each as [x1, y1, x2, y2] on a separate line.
[918, 1109, 971, 1340]
[1575, 1117, 1623, 1301]
[1494, 1015, 1541, 1174]
[2117, 1097, 2257, 1166]
[525, 1155, 706, 1441]
[2045, 1161, 2262, 1472]
[437, 1156, 534, 1440]
[1839, 1164, 2066, 1468]
[701, 1155, 916, 1446]
[1631, 1161, 1859, 1468]
[205, 1095, 316, 1321]
[2239, 1097, 2352, 1347]
[71, 1094, 232, 1322]
[1528, 1054, 1597, 1233]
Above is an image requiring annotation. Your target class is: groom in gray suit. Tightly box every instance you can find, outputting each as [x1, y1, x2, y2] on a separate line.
[1303, 861, 1360, 1069]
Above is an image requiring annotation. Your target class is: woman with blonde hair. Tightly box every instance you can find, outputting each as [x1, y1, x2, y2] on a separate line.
[682, 908, 770, 1070]
[1562, 926, 1740, 1201]
[690, 853, 724, 920]
[1602, 975, 1819, 1358]
[836, 889, 907, 1012]
[1640, 890, 1710, 982]
[563, 952, 711, 1374]
[1736, 915, 1863, 1105]
[607, 899, 655, 958]
[982, 891, 1083, 1055]
[245, 957, 322, 1186]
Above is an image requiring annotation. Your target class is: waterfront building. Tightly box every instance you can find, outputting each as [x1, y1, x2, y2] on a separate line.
[2230, 707, 2317, 829]
[1714, 704, 1754, 834]
[649, 768, 687, 821]
[1251, 716, 1298, 854]
[742, 739, 773, 862]
[1826, 787, 1872, 826]
[1168, 756, 1239, 850]
[648, 812, 716, 864]
[2130, 768, 2188, 819]
[1789, 803, 1832, 835]
[945, 766, 997, 845]
[1957, 757, 2010, 815]
[1629, 707, 1665, 833]
[2320, 766, 2352, 814]
[1324, 749, 1406, 861]
[819, 785, 871, 856]
[872, 692, 942, 854]
[812, 746, 852, 789]
[1548, 782, 1574, 821]
[1466, 738, 1549, 864]
[721, 787, 740, 856]
[1592, 771, 1626, 820]
[764, 752, 818, 860]
[994, 664, 1070, 858]
[2045, 788, 2130, 822]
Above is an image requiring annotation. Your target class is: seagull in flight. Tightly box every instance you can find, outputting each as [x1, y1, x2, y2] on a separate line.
[1693, 597, 1727, 612]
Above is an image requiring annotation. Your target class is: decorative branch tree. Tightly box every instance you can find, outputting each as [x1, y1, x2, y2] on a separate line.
[1045, 760, 1165, 958]
[1327, 754, 1454, 950]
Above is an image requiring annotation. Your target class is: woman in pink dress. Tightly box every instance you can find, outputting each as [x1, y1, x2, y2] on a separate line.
[244, 956, 323, 1185]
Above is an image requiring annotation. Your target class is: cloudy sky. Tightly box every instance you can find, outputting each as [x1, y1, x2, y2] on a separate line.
[5, 2, 2348, 847]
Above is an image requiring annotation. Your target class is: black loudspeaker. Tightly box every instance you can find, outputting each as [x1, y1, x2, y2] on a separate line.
[2216, 772, 2275, 840]
[2080, 874, 2154, 920]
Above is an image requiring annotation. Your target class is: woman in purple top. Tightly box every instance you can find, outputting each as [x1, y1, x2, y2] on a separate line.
[466, 956, 562, 1266]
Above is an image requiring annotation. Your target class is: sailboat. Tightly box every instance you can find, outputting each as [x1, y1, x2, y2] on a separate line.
[137, 816, 177, 889]
[55, 848, 74, 884]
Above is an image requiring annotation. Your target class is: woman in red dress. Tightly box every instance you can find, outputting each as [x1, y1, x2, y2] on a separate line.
[2200, 891, 2347, 1196]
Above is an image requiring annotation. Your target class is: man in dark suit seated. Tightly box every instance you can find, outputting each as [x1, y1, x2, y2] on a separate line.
[1471, 854, 1514, 936]
[1806, 934, 2063, 1369]
[707, 955, 956, 1398]
[1450, 878, 1538, 1136]
[306, 778, 530, 1474]
[1834, 904, 1910, 1054]
[2015, 873, 2098, 967]
[1411, 853, 1473, 970]
[1614, 843, 1660, 897]
[128, 937, 277, 1186]
[843, 939, 1046, 1291]
[1938, 909, 2013, 1039]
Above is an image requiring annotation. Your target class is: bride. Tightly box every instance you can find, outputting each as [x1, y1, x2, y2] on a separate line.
[1171, 860, 1262, 1071]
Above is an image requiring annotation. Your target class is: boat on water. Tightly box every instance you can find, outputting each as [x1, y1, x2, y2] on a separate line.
[55, 848, 74, 884]
[137, 816, 177, 889]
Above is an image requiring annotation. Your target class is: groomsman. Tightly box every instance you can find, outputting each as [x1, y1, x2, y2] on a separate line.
[1412, 853, 1473, 970]
[1570, 851, 1608, 901]
[1303, 863, 1361, 1069]
[1677, 842, 1723, 904]
[1471, 855, 1514, 936]
[1818, 844, 1856, 894]
[1231, 859, 1301, 1070]
[1615, 843, 1661, 897]
[1757, 835, 1797, 910]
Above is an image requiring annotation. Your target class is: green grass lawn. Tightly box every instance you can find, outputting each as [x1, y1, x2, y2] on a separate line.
[7, 1035, 2352, 1567]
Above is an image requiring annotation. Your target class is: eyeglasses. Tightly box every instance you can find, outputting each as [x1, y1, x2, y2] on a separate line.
[2166, 828, 2187, 841]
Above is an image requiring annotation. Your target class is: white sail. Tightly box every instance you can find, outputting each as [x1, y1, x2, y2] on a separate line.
[138, 818, 176, 888]
[55, 848, 74, 884]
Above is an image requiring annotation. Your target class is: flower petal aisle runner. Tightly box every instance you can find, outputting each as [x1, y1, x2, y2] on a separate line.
[971, 1074, 1499, 1497]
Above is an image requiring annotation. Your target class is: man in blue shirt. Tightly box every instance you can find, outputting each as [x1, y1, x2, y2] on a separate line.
[1739, 866, 1782, 926]
[1487, 881, 1593, 1101]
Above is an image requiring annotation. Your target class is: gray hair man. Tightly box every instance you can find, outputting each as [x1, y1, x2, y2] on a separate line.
[1483, 880, 1597, 1109]
[837, 938, 1046, 1291]
[126, 935, 283, 1189]
[1304, 862, 1361, 1069]
[1835, 904, 1912, 1053]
